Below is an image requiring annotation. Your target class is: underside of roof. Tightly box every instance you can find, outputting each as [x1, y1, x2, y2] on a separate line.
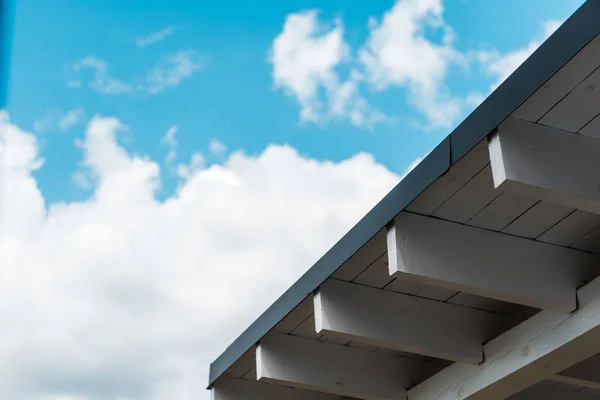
[209, 1, 600, 399]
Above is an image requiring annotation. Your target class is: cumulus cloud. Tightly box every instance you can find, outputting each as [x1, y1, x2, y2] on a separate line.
[33, 108, 86, 133]
[477, 20, 562, 91]
[136, 26, 175, 49]
[270, 1, 561, 130]
[268, 10, 386, 128]
[0, 112, 401, 400]
[359, 0, 465, 129]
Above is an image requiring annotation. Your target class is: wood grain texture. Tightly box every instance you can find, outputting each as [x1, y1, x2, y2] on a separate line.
[512, 34, 600, 123]
[405, 141, 489, 215]
[257, 333, 410, 400]
[212, 377, 351, 400]
[409, 276, 600, 400]
[490, 117, 600, 215]
[315, 279, 513, 364]
[509, 383, 600, 400]
[387, 212, 600, 312]
[539, 66, 600, 132]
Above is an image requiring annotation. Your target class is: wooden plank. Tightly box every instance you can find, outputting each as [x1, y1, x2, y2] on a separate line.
[225, 347, 255, 379]
[448, 292, 523, 316]
[572, 225, 600, 254]
[552, 354, 600, 390]
[413, 286, 458, 302]
[490, 117, 600, 215]
[539, 66, 600, 132]
[467, 192, 538, 232]
[353, 253, 394, 288]
[580, 113, 600, 140]
[387, 212, 600, 312]
[509, 383, 600, 400]
[273, 296, 314, 334]
[408, 276, 600, 400]
[432, 165, 501, 224]
[315, 279, 512, 364]
[290, 314, 319, 339]
[332, 230, 386, 281]
[212, 377, 350, 400]
[512, 35, 600, 123]
[502, 201, 573, 239]
[537, 210, 600, 247]
[383, 278, 426, 295]
[405, 141, 489, 215]
[257, 333, 411, 400]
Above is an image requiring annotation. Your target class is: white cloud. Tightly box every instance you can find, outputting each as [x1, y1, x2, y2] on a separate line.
[72, 56, 133, 94]
[477, 20, 561, 91]
[359, 0, 465, 129]
[70, 52, 203, 95]
[33, 108, 85, 133]
[0, 113, 401, 400]
[59, 108, 86, 131]
[268, 10, 385, 128]
[161, 125, 179, 168]
[208, 138, 227, 155]
[136, 26, 175, 49]
[139, 51, 203, 94]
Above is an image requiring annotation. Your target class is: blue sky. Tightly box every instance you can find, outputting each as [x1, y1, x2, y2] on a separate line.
[0, 1, 588, 399]
[5, 0, 583, 204]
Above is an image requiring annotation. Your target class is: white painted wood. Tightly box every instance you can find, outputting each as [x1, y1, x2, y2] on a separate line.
[552, 354, 600, 390]
[509, 383, 600, 400]
[315, 279, 512, 364]
[537, 210, 600, 246]
[409, 276, 600, 400]
[490, 117, 600, 215]
[273, 295, 314, 334]
[406, 141, 489, 215]
[580, 113, 600, 139]
[353, 253, 394, 288]
[512, 35, 600, 123]
[387, 212, 600, 312]
[256, 333, 410, 400]
[448, 292, 522, 316]
[572, 225, 600, 254]
[225, 347, 255, 378]
[539, 66, 600, 132]
[413, 285, 458, 302]
[502, 201, 573, 239]
[289, 314, 319, 340]
[550, 375, 600, 391]
[332, 230, 386, 281]
[467, 191, 538, 231]
[432, 165, 501, 223]
[383, 277, 426, 295]
[212, 377, 350, 400]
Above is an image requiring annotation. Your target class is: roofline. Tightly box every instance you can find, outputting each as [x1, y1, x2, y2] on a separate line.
[209, 0, 600, 387]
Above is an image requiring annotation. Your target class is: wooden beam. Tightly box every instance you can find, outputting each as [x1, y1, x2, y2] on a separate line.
[489, 116, 600, 215]
[257, 333, 436, 400]
[408, 275, 600, 400]
[550, 353, 600, 390]
[386, 212, 599, 312]
[510, 383, 600, 400]
[315, 279, 512, 364]
[212, 377, 350, 400]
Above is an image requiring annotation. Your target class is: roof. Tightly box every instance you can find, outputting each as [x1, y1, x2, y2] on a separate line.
[209, 0, 600, 394]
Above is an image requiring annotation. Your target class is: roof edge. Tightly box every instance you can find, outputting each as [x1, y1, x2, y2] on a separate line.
[208, 0, 600, 387]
